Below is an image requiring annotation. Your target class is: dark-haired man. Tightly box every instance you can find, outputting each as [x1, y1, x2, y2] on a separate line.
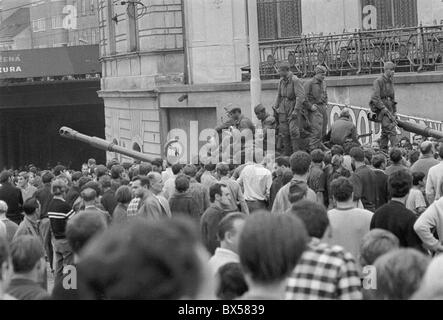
[371, 170, 424, 251]
[209, 212, 246, 275]
[269, 157, 292, 209]
[127, 176, 150, 219]
[286, 201, 362, 300]
[15, 198, 41, 241]
[325, 178, 373, 261]
[201, 184, 234, 255]
[183, 164, 210, 216]
[272, 152, 316, 214]
[79, 188, 111, 225]
[7, 236, 49, 300]
[217, 163, 249, 214]
[385, 148, 409, 176]
[0, 171, 24, 225]
[138, 172, 171, 221]
[349, 147, 378, 212]
[372, 153, 389, 209]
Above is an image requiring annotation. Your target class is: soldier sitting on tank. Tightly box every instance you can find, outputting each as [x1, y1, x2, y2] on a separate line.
[370, 61, 398, 153]
[329, 108, 359, 147]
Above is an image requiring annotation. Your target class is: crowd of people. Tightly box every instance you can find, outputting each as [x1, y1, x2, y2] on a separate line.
[0, 134, 443, 300]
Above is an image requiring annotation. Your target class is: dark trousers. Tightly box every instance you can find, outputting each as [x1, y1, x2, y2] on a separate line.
[52, 237, 74, 286]
[380, 113, 398, 152]
[246, 200, 268, 214]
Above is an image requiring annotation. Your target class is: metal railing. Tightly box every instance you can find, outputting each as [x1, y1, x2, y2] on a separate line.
[253, 25, 443, 79]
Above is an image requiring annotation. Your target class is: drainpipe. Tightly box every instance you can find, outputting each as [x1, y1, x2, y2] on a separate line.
[181, 0, 189, 85]
[247, 0, 261, 120]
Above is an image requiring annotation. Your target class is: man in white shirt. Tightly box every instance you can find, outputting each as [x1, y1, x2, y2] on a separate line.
[237, 160, 272, 213]
[324, 177, 373, 263]
[162, 164, 183, 200]
[208, 212, 246, 275]
[426, 147, 443, 204]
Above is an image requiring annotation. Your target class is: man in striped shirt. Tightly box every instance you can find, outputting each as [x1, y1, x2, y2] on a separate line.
[47, 179, 75, 285]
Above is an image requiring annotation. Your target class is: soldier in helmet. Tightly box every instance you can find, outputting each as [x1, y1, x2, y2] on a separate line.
[304, 65, 329, 151]
[254, 104, 276, 152]
[273, 62, 307, 156]
[370, 61, 398, 152]
[215, 105, 255, 135]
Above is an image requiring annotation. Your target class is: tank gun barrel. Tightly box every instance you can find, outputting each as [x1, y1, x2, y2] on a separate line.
[59, 127, 154, 163]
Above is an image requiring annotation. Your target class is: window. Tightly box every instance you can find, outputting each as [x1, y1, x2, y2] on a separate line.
[32, 19, 46, 32]
[361, 0, 417, 29]
[51, 16, 63, 29]
[257, 0, 302, 40]
[82, 0, 87, 15]
[90, 0, 96, 13]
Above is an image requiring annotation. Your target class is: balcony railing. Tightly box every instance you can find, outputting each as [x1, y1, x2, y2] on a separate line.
[247, 25, 443, 80]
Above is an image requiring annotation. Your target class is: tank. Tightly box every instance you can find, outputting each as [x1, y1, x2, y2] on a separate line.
[59, 127, 154, 163]
[368, 112, 443, 140]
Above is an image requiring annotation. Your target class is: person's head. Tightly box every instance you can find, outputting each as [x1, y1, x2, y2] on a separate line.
[359, 229, 400, 267]
[290, 151, 312, 177]
[217, 213, 247, 254]
[78, 176, 93, 190]
[205, 163, 216, 172]
[53, 165, 66, 177]
[314, 65, 327, 82]
[412, 254, 443, 300]
[331, 145, 344, 156]
[77, 217, 215, 300]
[23, 198, 40, 217]
[400, 137, 410, 149]
[372, 153, 387, 170]
[209, 183, 231, 207]
[110, 165, 124, 180]
[274, 156, 290, 175]
[71, 171, 83, 187]
[372, 249, 430, 300]
[51, 178, 68, 197]
[413, 135, 423, 146]
[350, 147, 365, 164]
[239, 212, 308, 288]
[388, 170, 412, 198]
[331, 177, 353, 203]
[10, 236, 45, 281]
[147, 172, 164, 195]
[371, 140, 381, 151]
[81, 163, 89, 176]
[94, 165, 108, 180]
[289, 200, 329, 239]
[131, 176, 150, 198]
[278, 62, 291, 79]
[174, 175, 190, 194]
[171, 164, 183, 176]
[183, 164, 197, 178]
[384, 61, 395, 79]
[99, 175, 112, 191]
[216, 263, 248, 300]
[66, 211, 107, 258]
[216, 163, 230, 178]
[151, 158, 163, 173]
[412, 171, 425, 188]
[0, 201, 7, 217]
[420, 141, 434, 156]
[81, 181, 101, 197]
[17, 172, 29, 188]
[87, 158, 96, 168]
[438, 143, 443, 160]
[311, 149, 325, 165]
[0, 236, 11, 293]
[390, 148, 403, 164]
[0, 171, 11, 184]
[115, 186, 132, 205]
[254, 104, 267, 121]
[81, 188, 98, 204]
[138, 163, 152, 176]
[409, 150, 420, 166]
[339, 108, 351, 120]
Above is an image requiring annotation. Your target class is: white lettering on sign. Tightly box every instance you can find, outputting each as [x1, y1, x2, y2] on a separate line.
[63, 5, 78, 30]
[0, 66, 22, 73]
[362, 5, 377, 30]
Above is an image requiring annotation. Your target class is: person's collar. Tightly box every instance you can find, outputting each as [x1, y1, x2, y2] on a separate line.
[354, 162, 366, 170]
[312, 163, 323, 169]
[53, 196, 65, 201]
[215, 247, 238, 258]
[391, 198, 406, 206]
[335, 201, 356, 211]
[422, 154, 434, 159]
[291, 174, 307, 183]
[85, 204, 96, 210]
[309, 237, 321, 247]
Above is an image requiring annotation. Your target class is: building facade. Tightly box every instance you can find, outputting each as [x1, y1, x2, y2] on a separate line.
[98, 0, 443, 163]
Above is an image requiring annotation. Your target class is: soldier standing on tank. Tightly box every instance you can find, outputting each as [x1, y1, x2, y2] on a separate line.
[273, 62, 306, 156]
[304, 65, 329, 151]
[370, 61, 398, 153]
[254, 104, 276, 153]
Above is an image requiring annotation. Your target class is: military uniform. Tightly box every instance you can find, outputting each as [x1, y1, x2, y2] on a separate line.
[370, 74, 397, 151]
[304, 75, 328, 151]
[274, 72, 306, 156]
